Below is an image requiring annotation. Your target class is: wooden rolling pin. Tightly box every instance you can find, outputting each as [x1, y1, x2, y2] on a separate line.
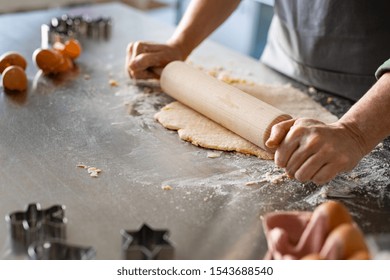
[160, 61, 292, 152]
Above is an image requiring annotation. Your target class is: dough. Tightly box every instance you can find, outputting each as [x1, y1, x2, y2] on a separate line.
[234, 83, 338, 124]
[155, 101, 274, 159]
[154, 82, 338, 159]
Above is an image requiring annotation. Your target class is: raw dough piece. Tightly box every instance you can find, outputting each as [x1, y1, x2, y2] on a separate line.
[154, 81, 338, 159]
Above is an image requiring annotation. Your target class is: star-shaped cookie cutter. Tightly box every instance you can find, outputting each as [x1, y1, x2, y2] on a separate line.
[5, 203, 67, 251]
[28, 239, 96, 260]
[121, 224, 174, 260]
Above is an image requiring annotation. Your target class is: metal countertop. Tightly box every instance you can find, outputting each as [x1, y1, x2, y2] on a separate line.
[1, 2, 390, 260]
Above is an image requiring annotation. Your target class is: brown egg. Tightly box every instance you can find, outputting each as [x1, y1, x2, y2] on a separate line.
[53, 39, 82, 60]
[0, 51, 27, 74]
[313, 201, 353, 234]
[2, 65, 28, 91]
[320, 223, 370, 260]
[33, 48, 67, 74]
[64, 39, 82, 60]
[347, 250, 371, 260]
[56, 55, 74, 73]
[300, 253, 323, 260]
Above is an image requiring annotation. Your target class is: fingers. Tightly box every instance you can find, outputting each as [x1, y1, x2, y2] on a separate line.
[293, 154, 328, 183]
[273, 123, 308, 168]
[126, 41, 181, 80]
[272, 118, 344, 185]
[287, 157, 349, 185]
[276, 133, 332, 184]
[126, 42, 161, 79]
[285, 151, 317, 180]
[129, 53, 162, 79]
[282, 130, 323, 180]
[287, 136, 351, 184]
[127, 41, 166, 60]
[266, 119, 296, 149]
[310, 162, 347, 185]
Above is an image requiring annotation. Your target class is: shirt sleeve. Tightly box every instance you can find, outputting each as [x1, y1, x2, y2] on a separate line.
[375, 58, 390, 79]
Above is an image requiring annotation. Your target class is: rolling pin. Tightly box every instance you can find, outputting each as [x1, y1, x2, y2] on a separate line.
[160, 61, 292, 152]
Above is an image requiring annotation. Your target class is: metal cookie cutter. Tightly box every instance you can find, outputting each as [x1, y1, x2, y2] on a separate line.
[41, 14, 112, 48]
[5, 203, 67, 252]
[28, 239, 96, 260]
[121, 224, 174, 260]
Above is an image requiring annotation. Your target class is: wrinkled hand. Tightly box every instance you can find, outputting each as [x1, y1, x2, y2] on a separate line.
[126, 41, 185, 80]
[265, 118, 366, 185]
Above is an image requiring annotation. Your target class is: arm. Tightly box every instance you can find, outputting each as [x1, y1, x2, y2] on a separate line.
[126, 0, 240, 79]
[168, 0, 241, 58]
[340, 72, 390, 153]
[266, 72, 390, 185]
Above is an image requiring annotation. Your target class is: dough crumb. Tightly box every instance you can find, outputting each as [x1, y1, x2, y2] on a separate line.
[109, 79, 119, 87]
[207, 151, 222, 158]
[218, 74, 250, 85]
[245, 178, 268, 186]
[248, 169, 289, 185]
[207, 70, 218, 77]
[84, 74, 91, 80]
[308, 86, 317, 94]
[264, 171, 289, 184]
[162, 185, 173, 191]
[77, 163, 102, 178]
[87, 167, 102, 178]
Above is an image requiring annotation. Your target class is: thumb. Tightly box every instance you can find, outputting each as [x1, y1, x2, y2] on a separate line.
[266, 119, 296, 149]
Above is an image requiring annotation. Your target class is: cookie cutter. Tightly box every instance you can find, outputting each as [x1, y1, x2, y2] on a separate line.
[5, 203, 67, 252]
[41, 14, 112, 47]
[28, 239, 96, 260]
[121, 224, 174, 260]
[85, 16, 112, 40]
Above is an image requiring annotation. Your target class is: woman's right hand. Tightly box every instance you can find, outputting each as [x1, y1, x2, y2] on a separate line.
[126, 41, 185, 80]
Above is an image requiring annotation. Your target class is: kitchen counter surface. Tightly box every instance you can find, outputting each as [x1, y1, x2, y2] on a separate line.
[1, 2, 389, 260]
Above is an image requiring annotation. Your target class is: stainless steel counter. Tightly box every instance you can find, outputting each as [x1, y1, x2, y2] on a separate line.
[1, 2, 390, 260]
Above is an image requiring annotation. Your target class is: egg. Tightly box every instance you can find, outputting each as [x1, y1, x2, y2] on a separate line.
[312, 200, 353, 234]
[0, 51, 27, 74]
[347, 250, 371, 260]
[320, 223, 370, 260]
[33, 48, 70, 74]
[2, 65, 28, 91]
[56, 55, 74, 73]
[53, 39, 82, 60]
[300, 253, 323, 260]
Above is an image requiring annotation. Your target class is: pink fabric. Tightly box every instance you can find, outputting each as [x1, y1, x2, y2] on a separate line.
[262, 201, 369, 260]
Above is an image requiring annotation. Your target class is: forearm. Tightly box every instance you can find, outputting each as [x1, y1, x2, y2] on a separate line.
[168, 0, 241, 59]
[339, 72, 390, 154]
